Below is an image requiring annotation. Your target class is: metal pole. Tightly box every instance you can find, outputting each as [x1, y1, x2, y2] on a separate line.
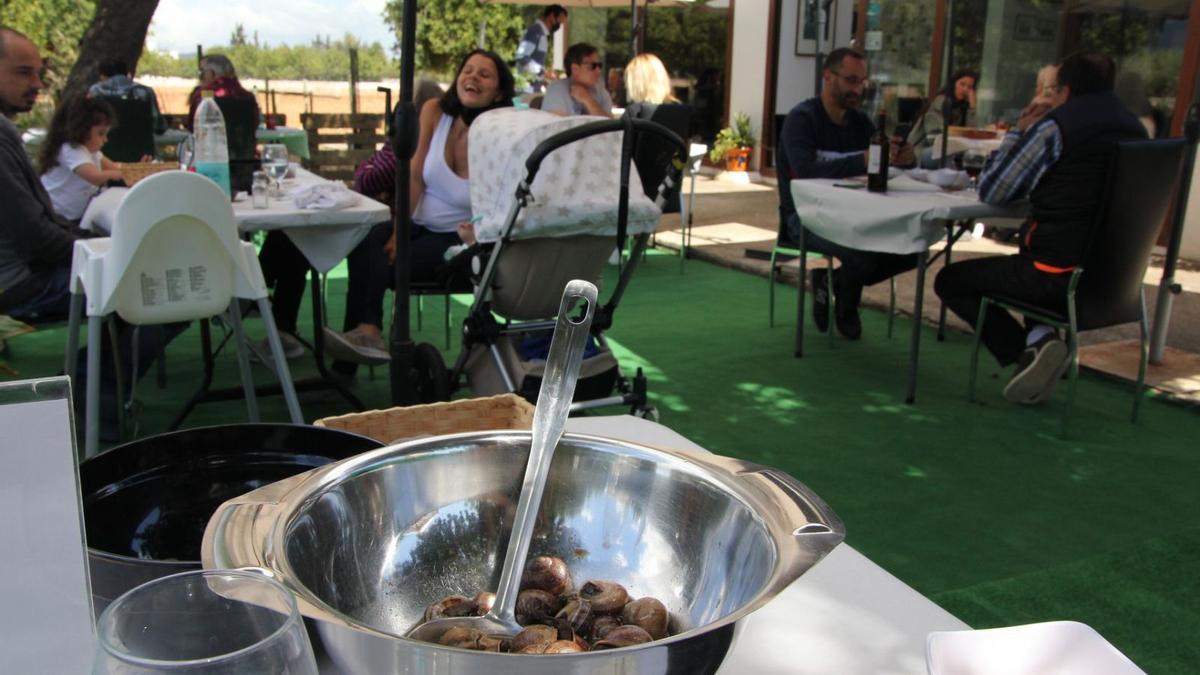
[630, 0, 639, 58]
[389, 0, 419, 404]
[939, 0, 954, 169]
[1149, 103, 1200, 363]
[349, 48, 359, 116]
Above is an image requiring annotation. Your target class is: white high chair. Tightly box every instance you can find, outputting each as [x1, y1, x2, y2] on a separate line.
[64, 171, 303, 457]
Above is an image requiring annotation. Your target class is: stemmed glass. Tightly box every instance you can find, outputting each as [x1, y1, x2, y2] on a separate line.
[962, 149, 987, 191]
[92, 569, 318, 674]
[261, 144, 290, 198]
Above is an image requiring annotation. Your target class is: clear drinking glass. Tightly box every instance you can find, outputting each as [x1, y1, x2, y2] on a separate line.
[261, 144, 290, 197]
[93, 569, 317, 674]
[251, 171, 271, 209]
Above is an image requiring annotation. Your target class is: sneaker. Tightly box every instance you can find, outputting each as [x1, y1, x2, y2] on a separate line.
[248, 331, 305, 363]
[323, 326, 390, 365]
[1003, 335, 1070, 404]
[811, 269, 830, 333]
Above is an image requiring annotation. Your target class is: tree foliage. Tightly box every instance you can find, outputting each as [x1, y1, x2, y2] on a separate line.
[382, 0, 528, 76]
[137, 36, 400, 81]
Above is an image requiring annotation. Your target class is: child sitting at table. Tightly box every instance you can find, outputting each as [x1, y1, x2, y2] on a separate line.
[38, 94, 125, 222]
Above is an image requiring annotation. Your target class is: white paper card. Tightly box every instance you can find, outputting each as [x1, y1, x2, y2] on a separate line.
[0, 378, 93, 673]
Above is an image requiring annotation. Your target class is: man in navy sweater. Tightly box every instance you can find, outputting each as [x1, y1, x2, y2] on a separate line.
[776, 48, 917, 340]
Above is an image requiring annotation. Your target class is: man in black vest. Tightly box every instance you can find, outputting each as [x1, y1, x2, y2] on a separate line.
[777, 48, 917, 340]
[935, 51, 1146, 405]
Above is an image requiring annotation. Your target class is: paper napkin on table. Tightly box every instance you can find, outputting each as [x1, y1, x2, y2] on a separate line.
[291, 182, 360, 210]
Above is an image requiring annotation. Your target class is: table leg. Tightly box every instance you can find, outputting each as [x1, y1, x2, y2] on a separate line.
[906, 250, 929, 404]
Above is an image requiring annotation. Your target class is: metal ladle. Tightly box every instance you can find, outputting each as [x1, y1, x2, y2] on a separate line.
[406, 279, 598, 645]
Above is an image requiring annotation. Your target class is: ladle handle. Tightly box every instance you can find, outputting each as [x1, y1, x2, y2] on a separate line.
[490, 280, 598, 625]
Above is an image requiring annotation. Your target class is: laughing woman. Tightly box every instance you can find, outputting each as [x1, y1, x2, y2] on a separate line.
[325, 50, 515, 365]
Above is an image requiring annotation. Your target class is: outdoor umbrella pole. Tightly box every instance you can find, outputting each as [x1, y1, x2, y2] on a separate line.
[389, 0, 419, 404]
[939, 0, 954, 169]
[1149, 102, 1200, 364]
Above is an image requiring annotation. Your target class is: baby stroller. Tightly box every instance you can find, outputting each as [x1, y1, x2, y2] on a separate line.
[435, 109, 686, 415]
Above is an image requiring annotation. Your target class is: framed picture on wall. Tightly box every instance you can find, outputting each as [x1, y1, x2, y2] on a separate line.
[796, 0, 837, 56]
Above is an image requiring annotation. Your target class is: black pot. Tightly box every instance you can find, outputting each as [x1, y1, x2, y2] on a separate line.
[80, 423, 383, 618]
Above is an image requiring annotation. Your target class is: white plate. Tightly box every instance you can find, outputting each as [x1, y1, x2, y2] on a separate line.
[927, 621, 1146, 675]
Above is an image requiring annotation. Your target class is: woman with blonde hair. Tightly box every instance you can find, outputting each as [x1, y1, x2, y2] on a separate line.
[624, 53, 678, 105]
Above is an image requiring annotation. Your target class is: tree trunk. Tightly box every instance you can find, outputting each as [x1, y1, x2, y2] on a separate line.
[62, 0, 161, 103]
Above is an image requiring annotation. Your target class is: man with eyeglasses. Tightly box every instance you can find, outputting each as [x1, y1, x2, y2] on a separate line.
[777, 47, 917, 340]
[935, 51, 1146, 405]
[542, 43, 613, 118]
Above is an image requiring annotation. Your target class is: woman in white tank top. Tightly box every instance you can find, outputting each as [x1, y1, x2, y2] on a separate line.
[326, 50, 516, 364]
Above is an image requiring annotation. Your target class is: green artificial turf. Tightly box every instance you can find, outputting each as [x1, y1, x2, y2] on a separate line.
[4, 249, 1198, 672]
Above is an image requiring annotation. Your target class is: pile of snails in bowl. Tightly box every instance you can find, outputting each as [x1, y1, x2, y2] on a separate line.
[417, 555, 671, 654]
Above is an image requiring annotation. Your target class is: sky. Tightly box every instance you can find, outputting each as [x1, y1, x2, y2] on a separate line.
[147, 0, 395, 54]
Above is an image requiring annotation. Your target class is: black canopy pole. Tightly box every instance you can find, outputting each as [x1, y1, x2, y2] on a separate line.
[939, 0, 954, 169]
[1149, 103, 1200, 363]
[389, 0, 419, 404]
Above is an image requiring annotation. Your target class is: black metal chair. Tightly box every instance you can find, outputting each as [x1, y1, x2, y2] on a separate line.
[97, 94, 156, 162]
[213, 96, 260, 160]
[967, 138, 1187, 432]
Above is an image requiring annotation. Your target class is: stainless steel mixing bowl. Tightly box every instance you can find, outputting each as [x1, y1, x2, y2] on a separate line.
[203, 431, 844, 674]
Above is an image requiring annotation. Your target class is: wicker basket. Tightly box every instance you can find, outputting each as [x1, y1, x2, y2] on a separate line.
[313, 393, 535, 445]
[120, 162, 178, 186]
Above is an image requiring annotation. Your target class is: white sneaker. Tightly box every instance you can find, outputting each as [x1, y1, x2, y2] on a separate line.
[249, 331, 305, 363]
[323, 327, 390, 365]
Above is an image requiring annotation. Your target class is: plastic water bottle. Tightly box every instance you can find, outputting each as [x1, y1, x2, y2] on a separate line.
[193, 90, 231, 196]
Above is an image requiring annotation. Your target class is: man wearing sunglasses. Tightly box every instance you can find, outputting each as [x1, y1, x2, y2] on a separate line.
[777, 47, 917, 340]
[542, 42, 613, 118]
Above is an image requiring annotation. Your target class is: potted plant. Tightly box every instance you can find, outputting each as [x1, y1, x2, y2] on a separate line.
[709, 112, 756, 171]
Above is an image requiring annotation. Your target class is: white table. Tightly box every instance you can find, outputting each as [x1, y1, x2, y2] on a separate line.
[81, 166, 387, 274]
[569, 416, 969, 674]
[790, 176, 1025, 402]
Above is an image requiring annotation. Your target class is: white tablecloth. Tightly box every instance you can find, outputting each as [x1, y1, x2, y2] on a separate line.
[791, 176, 1022, 255]
[564, 416, 969, 675]
[79, 167, 388, 273]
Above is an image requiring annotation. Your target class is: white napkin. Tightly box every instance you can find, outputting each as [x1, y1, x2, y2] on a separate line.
[906, 168, 970, 190]
[290, 182, 360, 210]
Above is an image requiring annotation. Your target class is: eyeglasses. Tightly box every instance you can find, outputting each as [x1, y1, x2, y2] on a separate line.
[581, 62, 603, 71]
[829, 71, 869, 87]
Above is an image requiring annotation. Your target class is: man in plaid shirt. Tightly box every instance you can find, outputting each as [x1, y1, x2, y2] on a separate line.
[935, 51, 1146, 405]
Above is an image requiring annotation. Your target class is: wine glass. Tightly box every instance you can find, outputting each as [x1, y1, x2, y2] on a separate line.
[962, 149, 987, 191]
[261, 144, 290, 197]
[93, 569, 317, 674]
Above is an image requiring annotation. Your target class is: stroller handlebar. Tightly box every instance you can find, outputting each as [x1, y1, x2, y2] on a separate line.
[523, 116, 688, 183]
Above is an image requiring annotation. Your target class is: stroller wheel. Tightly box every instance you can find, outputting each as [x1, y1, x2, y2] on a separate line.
[412, 342, 451, 403]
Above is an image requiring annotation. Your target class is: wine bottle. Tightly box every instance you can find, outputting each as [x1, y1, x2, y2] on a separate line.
[867, 112, 889, 193]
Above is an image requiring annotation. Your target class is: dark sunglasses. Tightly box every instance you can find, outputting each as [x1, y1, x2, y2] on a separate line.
[583, 62, 603, 71]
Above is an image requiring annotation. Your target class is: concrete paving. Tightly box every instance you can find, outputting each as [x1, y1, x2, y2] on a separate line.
[652, 174, 1200, 402]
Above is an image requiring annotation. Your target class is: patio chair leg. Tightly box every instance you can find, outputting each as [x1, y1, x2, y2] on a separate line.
[769, 248, 778, 328]
[795, 238, 808, 358]
[64, 292, 83, 386]
[106, 318, 126, 443]
[826, 257, 835, 350]
[85, 315, 102, 459]
[1134, 287, 1149, 423]
[1063, 326, 1079, 438]
[259, 298, 304, 424]
[444, 295, 452, 350]
[226, 302, 261, 423]
[887, 277, 896, 340]
[417, 295, 424, 331]
[968, 299, 988, 403]
[938, 240, 952, 342]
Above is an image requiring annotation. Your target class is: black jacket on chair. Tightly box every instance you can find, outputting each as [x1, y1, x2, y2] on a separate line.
[1024, 91, 1147, 270]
